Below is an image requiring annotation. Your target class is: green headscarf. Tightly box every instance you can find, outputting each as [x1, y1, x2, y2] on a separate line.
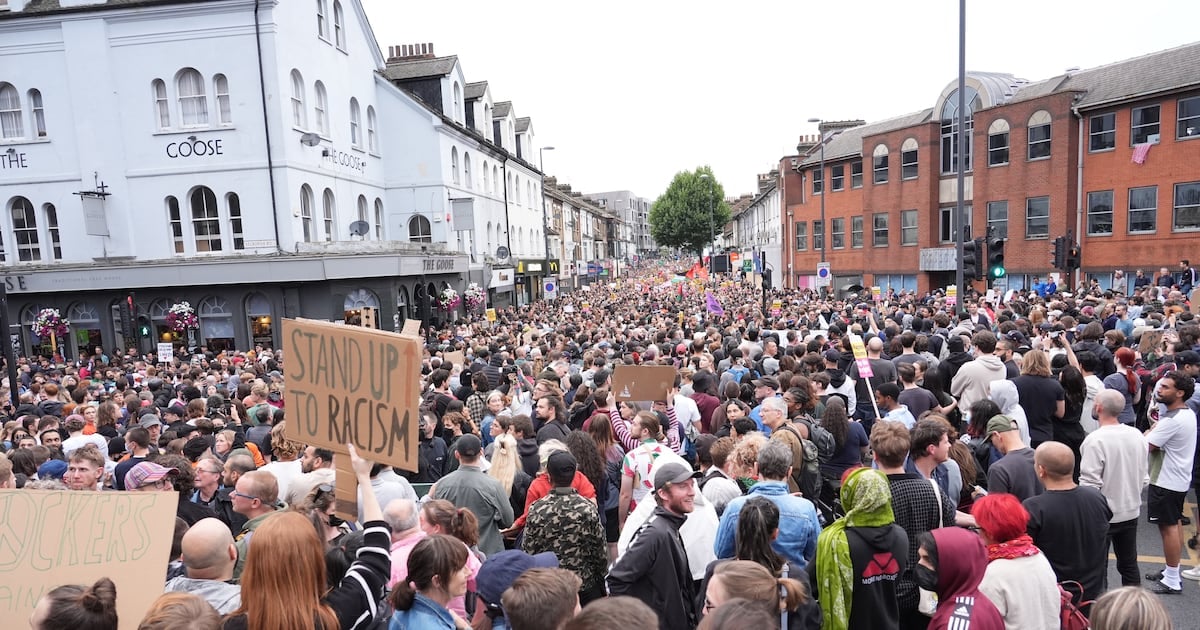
[815, 467, 895, 630]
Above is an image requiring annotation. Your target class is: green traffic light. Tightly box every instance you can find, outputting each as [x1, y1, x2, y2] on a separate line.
[990, 266, 1006, 278]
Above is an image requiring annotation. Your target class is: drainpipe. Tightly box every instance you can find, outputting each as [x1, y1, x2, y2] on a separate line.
[254, 0, 283, 254]
[1072, 102, 1085, 289]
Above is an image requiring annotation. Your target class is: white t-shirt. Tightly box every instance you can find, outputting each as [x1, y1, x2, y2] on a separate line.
[1080, 374, 1105, 434]
[61, 433, 109, 459]
[1146, 407, 1198, 492]
[674, 393, 701, 436]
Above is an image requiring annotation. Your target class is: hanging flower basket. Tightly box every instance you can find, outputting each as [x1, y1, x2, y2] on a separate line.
[463, 283, 486, 311]
[32, 308, 69, 339]
[166, 301, 199, 332]
[437, 287, 461, 311]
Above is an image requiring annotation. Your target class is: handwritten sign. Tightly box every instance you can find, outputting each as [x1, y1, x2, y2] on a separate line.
[443, 351, 465, 369]
[485, 308, 497, 322]
[157, 342, 174, 363]
[283, 318, 421, 475]
[0, 490, 178, 629]
[401, 319, 421, 337]
[612, 365, 676, 402]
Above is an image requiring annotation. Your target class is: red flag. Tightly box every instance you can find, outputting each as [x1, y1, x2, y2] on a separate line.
[1132, 142, 1152, 164]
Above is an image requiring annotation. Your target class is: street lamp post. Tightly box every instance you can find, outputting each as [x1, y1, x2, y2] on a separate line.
[807, 118, 826, 266]
[539, 146, 554, 299]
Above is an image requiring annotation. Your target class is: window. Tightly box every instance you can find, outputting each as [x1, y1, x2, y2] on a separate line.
[1027, 110, 1051, 160]
[373, 198, 383, 239]
[1086, 191, 1113, 235]
[1178, 96, 1200, 139]
[451, 147, 459, 185]
[851, 216, 864, 248]
[349, 98, 361, 147]
[872, 213, 888, 247]
[356, 195, 368, 235]
[813, 220, 824, 252]
[850, 160, 863, 188]
[10, 197, 38, 261]
[986, 201, 1008, 240]
[463, 152, 472, 190]
[900, 138, 918, 180]
[452, 82, 462, 122]
[152, 79, 170, 130]
[831, 217, 845, 249]
[0, 83, 22, 138]
[300, 185, 314, 242]
[366, 106, 377, 153]
[940, 86, 979, 174]
[1128, 186, 1157, 234]
[28, 89, 45, 137]
[322, 188, 335, 240]
[1174, 182, 1200, 231]
[1025, 196, 1050, 238]
[167, 196, 184, 253]
[409, 215, 432, 242]
[901, 210, 918, 245]
[482, 160, 491, 194]
[831, 164, 845, 191]
[1089, 113, 1115, 151]
[492, 166, 499, 197]
[213, 75, 231, 125]
[987, 119, 1010, 166]
[314, 81, 329, 136]
[290, 70, 306, 128]
[228, 193, 244, 250]
[316, 0, 329, 39]
[1131, 105, 1160, 144]
[872, 145, 888, 184]
[190, 187, 222, 252]
[812, 167, 823, 195]
[177, 68, 208, 127]
[794, 222, 806, 251]
[939, 206, 972, 243]
[44, 203, 60, 260]
[332, 1, 345, 49]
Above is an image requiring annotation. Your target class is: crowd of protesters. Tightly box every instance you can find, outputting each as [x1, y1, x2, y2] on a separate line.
[5, 257, 1198, 629]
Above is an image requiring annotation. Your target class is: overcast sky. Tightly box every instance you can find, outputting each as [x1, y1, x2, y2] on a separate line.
[361, 0, 1199, 201]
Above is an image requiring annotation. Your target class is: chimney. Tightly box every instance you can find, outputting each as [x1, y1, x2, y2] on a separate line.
[389, 43, 437, 62]
[796, 134, 818, 155]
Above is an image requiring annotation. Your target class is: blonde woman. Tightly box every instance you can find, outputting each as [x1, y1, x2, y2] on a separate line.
[729, 432, 768, 488]
[487, 433, 532, 520]
[1090, 586, 1172, 630]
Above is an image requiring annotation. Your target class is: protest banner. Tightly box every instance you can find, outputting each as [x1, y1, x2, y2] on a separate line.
[849, 335, 881, 419]
[443, 351, 465, 369]
[612, 364, 677, 402]
[401, 319, 421, 337]
[0, 490, 178, 629]
[485, 308, 497, 322]
[157, 342, 173, 363]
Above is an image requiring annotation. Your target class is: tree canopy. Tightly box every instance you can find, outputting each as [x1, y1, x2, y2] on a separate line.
[648, 167, 732, 257]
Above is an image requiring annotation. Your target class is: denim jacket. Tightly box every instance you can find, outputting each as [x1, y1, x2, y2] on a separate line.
[713, 480, 821, 571]
[388, 593, 456, 630]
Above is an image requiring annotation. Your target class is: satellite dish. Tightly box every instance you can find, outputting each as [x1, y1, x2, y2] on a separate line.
[300, 132, 322, 147]
[349, 221, 370, 236]
[496, 245, 510, 261]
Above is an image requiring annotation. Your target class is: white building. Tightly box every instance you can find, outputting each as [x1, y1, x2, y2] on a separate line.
[732, 172, 782, 280]
[0, 0, 549, 356]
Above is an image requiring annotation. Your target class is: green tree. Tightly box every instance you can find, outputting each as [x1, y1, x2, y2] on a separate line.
[648, 166, 731, 261]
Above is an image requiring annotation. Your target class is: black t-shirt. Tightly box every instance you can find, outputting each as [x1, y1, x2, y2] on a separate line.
[848, 359, 897, 411]
[1023, 486, 1112, 603]
[1012, 375, 1064, 444]
[112, 455, 147, 491]
[897, 387, 939, 419]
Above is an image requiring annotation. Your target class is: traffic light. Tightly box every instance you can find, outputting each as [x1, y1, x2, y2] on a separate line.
[1052, 236, 1067, 270]
[987, 237, 1006, 279]
[962, 238, 984, 281]
[1066, 243, 1081, 271]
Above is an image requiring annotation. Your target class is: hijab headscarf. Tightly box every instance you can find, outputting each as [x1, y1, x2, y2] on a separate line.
[815, 467, 895, 630]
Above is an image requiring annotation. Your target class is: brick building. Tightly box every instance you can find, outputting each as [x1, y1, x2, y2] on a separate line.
[782, 42, 1200, 296]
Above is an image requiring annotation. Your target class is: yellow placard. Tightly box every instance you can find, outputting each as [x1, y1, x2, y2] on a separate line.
[485, 308, 497, 322]
[850, 334, 868, 360]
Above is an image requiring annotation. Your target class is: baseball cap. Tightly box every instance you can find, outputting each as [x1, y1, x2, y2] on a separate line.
[823, 348, 842, 363]
[652, 461, 702, 492]
[752, 376, 780, 390]
[139, 414, 163, 429]
[475, 550, 559, 612]
[455, 434, 482, 458]
[985, 415, 1018, 435]
[124, 462, 178, 490]
[165, 404, 186, 417]
[546, 451, 577, 482]
[37, 459, 67, 480]
[1175, 351, 1200, 367]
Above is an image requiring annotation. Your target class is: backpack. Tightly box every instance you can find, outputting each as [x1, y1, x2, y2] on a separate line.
[797, 417, 836, 465]
[777, 424, 823, 501]
[1058, 581, 1092, 630]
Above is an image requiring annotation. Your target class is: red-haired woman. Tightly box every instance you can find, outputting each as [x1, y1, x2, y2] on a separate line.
[223, 444, 390, 630]
[1102, 347, 1140, 426]
[973, 493, 1060, 630]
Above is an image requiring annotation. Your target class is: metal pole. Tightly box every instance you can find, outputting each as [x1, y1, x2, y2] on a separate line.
[539, 147, 554, 299]
[0, 282, 20, 410]
[954, 0, 967, 317]
[819, 139, 826, 264]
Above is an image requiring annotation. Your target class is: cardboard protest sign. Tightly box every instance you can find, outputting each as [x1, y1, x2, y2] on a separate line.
[401, 319, 421, 337]
[612, 364, 676, 402]
[283, 318, 421, 476]
[443, 351, 465, 369]
[1138, 330, 1164, 359]
[334, 456, 359, 522]
[0, 490, 178, 629]
[157, 342, 173, 363]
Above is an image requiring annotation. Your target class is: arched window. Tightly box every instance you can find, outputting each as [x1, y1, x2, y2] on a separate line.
[900, 138, 919, 180]
[940, 86, 981, 174]
[872, 144, 889, 184]
[332, 1, 346, 49]
[198, 296, 235, 352]
[463, 152, 472, 190]
[483, 103, 492, 139]
[290, 69, 306, 128]
[373, 198, 384, 239]
[246, 293, 274, 347]
[349, 98, 361, 147]
[451, 147, 459, 184]
[356, 195, 368, 238]
[227, 193, 244, 250]
[322, 188, 335, 241]
[367, 105, 377, 153]
[316, 0, 329, 39]
[344, 288, 380, 309]
[482, 160, 490, 193]
[190, 186, 222, 252]
[314, 81, 329, 135]
[176, 68, 208, 127]
[10, 197, 38, 261]
[68, 302, 101, 358]
[300, 184, 314, 242]
[452, 82, 462, 122]
[167, 196, 184, 253]
[485, 221, 492, 253]
[44, 203, 61, 260]
[493, 166, 499, 197]
[1027, 110, 1052, 160]
[28, 89, 46, 137]
[213, 74, 231, 125]
[988, 119, 1011, 166]
[408, 216, 432, 243]
[0, 83, 23, 139]
[152, 79, 170, 130]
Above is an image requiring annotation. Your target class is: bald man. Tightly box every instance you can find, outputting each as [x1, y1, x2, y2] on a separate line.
[1023, 442, 1112, 606]
[384, 499, 426, 588]
[165, 517, 242, 614]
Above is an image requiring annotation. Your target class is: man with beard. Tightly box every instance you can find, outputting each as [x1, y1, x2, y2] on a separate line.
[286, 445, 335, 505]
[535, 390, 570, 445]
[608, 461, 701, 630]
[1143, 371, 1198, 594]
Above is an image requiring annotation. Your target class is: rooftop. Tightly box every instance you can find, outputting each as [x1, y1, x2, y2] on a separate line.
[381, 55, 458, 81]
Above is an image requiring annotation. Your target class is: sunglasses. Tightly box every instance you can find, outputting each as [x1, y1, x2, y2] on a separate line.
[230, 490, 261, 502]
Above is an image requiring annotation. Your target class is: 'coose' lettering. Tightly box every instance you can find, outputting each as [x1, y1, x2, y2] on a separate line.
[166, 138, 224, 158]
